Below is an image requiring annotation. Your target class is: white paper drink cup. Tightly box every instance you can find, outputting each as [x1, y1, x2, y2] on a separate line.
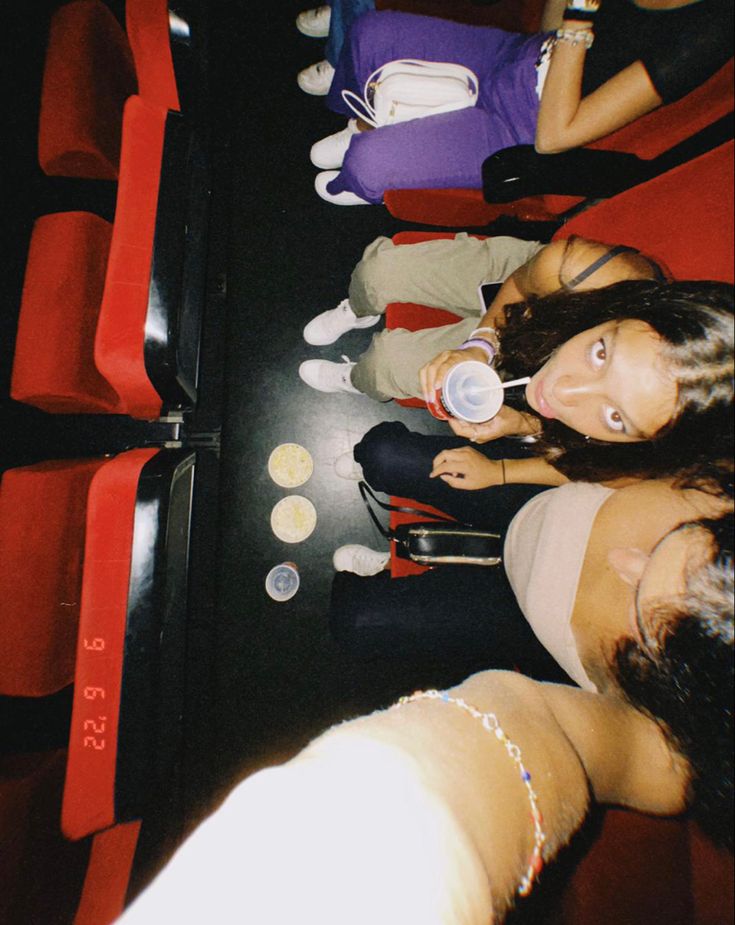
[441, 361, 504, 423]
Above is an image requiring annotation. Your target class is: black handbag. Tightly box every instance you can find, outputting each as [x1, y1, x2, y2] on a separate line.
[358, 482, 502, 567]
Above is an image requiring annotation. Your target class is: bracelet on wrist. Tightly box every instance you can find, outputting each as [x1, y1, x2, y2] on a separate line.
[395, 690, 545, 897]
[554, 26, 595, 49]
[520, 411, 543, 438]
[458, 337, 497, 365]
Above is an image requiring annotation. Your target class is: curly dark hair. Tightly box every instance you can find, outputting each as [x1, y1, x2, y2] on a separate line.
[499, 280, 734, 493]
[613, 515, 734, 850]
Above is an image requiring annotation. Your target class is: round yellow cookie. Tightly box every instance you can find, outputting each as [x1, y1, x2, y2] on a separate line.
[270, 495, 317, 544]
[267, 443, 314, 489]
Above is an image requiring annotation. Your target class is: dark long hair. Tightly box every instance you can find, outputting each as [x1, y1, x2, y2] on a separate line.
[499, 280, 734, 492]
[614, 515, 734, 849]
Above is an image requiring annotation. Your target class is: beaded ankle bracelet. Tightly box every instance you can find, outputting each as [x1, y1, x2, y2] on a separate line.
[395, 689, 546, 897]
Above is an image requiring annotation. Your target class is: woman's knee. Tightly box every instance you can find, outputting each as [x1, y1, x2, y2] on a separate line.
[354, 421, 410, 483]
[341, 134, 390, 202]
[349, 236, 394, 315]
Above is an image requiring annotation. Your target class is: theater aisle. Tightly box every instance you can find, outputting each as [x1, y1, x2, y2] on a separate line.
[128, 0, 485, 895]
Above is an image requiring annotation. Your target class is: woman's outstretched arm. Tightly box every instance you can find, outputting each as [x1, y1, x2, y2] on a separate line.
[119, 671, 687, 925]
[535, 12, 662, 154]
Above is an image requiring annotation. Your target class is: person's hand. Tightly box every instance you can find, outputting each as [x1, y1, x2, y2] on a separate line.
[430, 446, 505, 490]
[419, 347, 487, 404]
[447, 406, 541, 443]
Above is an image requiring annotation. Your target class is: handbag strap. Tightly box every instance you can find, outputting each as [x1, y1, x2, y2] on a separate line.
[341, 88, 378, 127]
[358, 481, 455, 541]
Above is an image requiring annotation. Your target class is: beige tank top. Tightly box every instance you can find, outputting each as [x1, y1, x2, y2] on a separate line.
[504, 482, 615, 691]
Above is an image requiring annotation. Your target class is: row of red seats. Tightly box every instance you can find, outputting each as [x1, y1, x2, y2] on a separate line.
[12, 0, 200, 421]
[0, 446, 196, 924]
[3, 5, 197, 923]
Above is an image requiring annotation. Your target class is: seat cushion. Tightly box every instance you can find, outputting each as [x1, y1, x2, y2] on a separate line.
[39, 0, 136, 179]
[0, 459, 106, 696]
[11, 212, 120, 414]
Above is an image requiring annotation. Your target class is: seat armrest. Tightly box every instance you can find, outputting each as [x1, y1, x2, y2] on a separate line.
[482, 145, 647, 203]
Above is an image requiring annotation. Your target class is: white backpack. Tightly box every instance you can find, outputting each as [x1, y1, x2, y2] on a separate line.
[341, 58, 480, 128]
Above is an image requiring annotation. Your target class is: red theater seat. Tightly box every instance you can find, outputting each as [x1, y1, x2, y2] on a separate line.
[12, 96, 179, 420]
[560, 140, 734, 284]
[556, 811, 733, 925]
[39, 0, 137, 180]
[63, 445, 196, 919]
[384, 58, 734, 227]
[0, 458, 106, 697]
[0, 750, 140, 925]
[73, 822, 142, 925]
[11, 212, 120, 414]
[2, 447, 195, 922]
[61, 448, 157, 840]
[58, 446, 195, 843]
[126, 0, 181, 112]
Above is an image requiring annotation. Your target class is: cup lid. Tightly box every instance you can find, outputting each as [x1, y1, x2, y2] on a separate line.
[441, 361, 504, 423]
[265, 563, 300, 601]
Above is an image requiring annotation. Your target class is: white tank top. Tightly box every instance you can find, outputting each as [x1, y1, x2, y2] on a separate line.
[504, 482, 615, 691]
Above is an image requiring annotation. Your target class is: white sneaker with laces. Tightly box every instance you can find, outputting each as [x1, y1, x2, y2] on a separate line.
[303, 299, 380, 346]
[310, 120, 358, 169]
[333, 545, 390, 576]
[297, 59, 335, 96]
[314, 171, 370, 206]
[299, 356, 360, 394]
[296, 5, 331, 37]
[334, 450, 364, 481]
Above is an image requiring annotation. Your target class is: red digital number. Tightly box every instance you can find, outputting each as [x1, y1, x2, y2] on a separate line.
[83, 637, 105, 651]
[83, 735, 105, 751]
[83, 686, 105, 700]
[83, 717, 107, 734]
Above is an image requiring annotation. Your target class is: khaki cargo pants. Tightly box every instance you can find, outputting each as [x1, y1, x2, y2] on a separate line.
[348, 234, 543, 401]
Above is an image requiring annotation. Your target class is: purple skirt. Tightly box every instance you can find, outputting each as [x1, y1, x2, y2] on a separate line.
[325, 11, 549, 203]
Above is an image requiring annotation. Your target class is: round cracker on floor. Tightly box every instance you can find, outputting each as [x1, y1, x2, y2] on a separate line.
[268, 443, 314, 488]
[270, 495, 317, 544]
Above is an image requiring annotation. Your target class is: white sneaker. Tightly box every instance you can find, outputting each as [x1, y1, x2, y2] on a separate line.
[296, 5, 331, 37]
[333, 544, 390, 576]
[303, 299, 380, 346]
[314, 170, 370, 206]
[299, 356, 360, 394]
[310, 120, 358, 169]
[297, 59, 335, 96]
[334, 450, 364, 480]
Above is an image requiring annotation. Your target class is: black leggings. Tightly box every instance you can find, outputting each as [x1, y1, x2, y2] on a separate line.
[331, 423, 569, 683]
[330, 567, 571, 683]
[354, 421, 549, 527]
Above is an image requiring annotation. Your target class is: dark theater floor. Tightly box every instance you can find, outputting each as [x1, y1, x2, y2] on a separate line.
[2, 2, 557, 920]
